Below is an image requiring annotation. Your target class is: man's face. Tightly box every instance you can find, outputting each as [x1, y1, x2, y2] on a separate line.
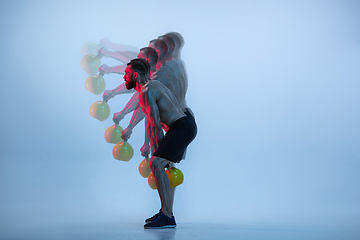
[123, 65, 136, 90]
[137, 50, 151, 67]
[137, 50, 146, 59]
[148, 42, 155, 48]
[148, 43, 161, 57]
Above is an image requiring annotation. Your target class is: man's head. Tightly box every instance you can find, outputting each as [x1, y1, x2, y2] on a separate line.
[164, 32, 184, 58]
[158, 35, 175, 60]
[148, 39, 168, 64]
[124, 58, 150, 90]
[137, 47, 158, 71]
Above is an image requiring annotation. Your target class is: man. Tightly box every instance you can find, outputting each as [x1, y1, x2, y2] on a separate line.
[100, 47, 158, 123]
[148, 38, 168, 70]
[99, 37, 139, 58]
[121, 35, 192, 154]
[100, 40, 166, 108]
[158, 32, 190, 115]
[99, 40, 170, 157]
[97, 47, 138, 64]
[124, 59, 197, 229]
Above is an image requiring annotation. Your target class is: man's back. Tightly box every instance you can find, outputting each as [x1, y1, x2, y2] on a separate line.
[151, 59, 189, 112]
[139, 81, 185, 128]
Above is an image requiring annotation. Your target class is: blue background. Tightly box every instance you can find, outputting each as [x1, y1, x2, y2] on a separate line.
[0, 0, 359, 233]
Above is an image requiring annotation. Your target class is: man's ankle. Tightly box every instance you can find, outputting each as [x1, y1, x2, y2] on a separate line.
[162, 210, 172, 218]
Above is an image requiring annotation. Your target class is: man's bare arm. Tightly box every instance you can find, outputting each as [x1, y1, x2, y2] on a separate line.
[102, 82, 136, 102]
[98, 47, 137, 63]
[140, 118, 150, 157]
[99, 64, 126, 75]
[121, 101, 146, 140]
[142, 91, 163, 151]
[100, 37, 139, 53]
[112, 92, 139, 125]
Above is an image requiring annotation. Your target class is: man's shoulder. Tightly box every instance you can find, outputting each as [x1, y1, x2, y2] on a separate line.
[163, 60, 182, 71]
[156, 65, 172, 74]
[170, 59, 185, 68]
[141, 81, 161, 93]
[139, 83, 153, 102]
[141, 81, 168, 102]
[145, 80, 166, 89]
[151, 67, 173, 81]
[162, 60, 186, 75]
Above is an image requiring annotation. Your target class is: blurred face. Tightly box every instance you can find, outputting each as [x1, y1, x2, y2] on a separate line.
[123, 65, 137, 90]
[148, 42, 155, 48]
[137, 50, 146, 59]
[148, 42, 161, 57]
[137, 50, 152, 67]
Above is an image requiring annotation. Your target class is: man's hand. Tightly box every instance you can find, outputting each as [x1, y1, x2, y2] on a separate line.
[121, 127, 132, 141]
[99, 64, 109, 76]
[97, 47, 111, 58]
[113, 112, 124, 125]
[102, 89, 114, 102]
[100, 37, 111, 46]
[140, 142, 150, 157]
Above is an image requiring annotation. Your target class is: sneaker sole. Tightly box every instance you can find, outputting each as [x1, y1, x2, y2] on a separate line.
[144, 225, 177, 229]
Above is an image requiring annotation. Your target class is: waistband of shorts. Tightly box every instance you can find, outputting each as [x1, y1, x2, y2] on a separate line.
[171, 115, 191, 129]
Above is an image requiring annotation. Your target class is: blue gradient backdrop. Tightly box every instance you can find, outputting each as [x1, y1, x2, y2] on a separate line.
[0, 0, 359, 233]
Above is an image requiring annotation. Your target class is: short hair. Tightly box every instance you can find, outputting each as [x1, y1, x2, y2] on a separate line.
[165, 32, 184, 50]
[139, 47, 158, 67]
[158, 35, 175, 56]
[127, 58, 150, 79]
[149, 39, 168, 62]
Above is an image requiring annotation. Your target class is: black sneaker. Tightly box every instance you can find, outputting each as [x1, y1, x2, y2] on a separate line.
[145, 210, 161, 223]
[144, 212, 176, 229]
[145, 210, 174, 223]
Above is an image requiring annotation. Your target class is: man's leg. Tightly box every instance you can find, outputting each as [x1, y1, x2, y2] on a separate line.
[150, 156, 173, 217]
[168, 161, 176, 212]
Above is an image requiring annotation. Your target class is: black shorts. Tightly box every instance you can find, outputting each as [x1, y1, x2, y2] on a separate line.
[153, 111, 197, 163]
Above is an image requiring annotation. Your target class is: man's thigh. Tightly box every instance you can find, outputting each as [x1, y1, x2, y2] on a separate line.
[150, 156, 173, 169]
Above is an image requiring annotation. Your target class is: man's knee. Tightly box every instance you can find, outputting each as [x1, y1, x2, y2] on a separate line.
[149, 156, 159, 171]
[150, 156, 170, 171]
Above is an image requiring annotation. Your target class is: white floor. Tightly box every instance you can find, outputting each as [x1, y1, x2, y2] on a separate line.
[1, 222, 359, 240]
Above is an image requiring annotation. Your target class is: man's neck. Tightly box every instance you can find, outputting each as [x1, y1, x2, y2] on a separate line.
[135, 83, 145, 93]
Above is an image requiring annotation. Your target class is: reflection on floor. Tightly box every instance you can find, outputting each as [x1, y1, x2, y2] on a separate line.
[1, 222, 359, 240]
